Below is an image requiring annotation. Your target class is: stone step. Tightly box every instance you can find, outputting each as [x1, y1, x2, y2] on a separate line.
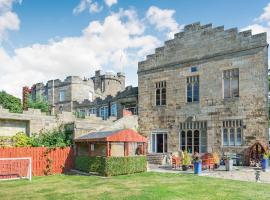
[147, 153, 165, 165]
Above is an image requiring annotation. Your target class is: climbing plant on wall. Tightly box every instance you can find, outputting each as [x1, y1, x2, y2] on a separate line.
[0, 91, 22, 113]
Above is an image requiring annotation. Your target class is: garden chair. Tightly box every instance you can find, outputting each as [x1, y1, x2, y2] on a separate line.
[172, 155, 181, 169]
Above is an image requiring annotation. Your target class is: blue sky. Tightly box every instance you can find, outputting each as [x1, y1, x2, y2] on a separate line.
[0, 0, 270, 97]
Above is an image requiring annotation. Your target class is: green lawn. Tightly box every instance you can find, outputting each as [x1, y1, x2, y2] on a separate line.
[0, 172, 270, 200]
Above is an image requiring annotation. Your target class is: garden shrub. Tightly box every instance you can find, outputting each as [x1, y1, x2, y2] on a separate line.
[75, 156, 147, 176]
[75, 156, 105, 174]
[11, 132, 32, 147]
[104, 156, 147, 176]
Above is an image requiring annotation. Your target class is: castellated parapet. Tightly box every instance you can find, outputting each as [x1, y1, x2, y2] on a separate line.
[138, 22, 267, 74]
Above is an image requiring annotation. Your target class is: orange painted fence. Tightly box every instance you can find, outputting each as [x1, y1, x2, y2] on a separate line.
[0, 147, 74, 176]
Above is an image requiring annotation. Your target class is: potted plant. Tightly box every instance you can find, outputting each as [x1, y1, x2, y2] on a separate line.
[193, 152, 202, 174]
[212, 152, 220, 169]
[181, 151, 191, 171]
[224, 156, 233, 171]
[261, 152, 269, 172]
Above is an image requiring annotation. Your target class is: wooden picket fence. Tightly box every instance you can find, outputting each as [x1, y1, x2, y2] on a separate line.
[0, 147, 74, 176]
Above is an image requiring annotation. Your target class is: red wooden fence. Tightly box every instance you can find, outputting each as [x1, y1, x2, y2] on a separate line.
[0, 147, 74, 176]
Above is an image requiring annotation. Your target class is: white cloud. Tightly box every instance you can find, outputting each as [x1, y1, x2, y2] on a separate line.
[104, 0, 117, 7]
[89, 2, 103, 13]
[73, 0, 103, 15]
[242, 3, 270, 42]
[0, 8, 160, 98]
[256, 3, 270, 23]
[146, 6, 183, 39]
[0, 0, 21, 42]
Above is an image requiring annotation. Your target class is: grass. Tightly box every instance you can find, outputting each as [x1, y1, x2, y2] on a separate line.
[0, 172, 270, 200]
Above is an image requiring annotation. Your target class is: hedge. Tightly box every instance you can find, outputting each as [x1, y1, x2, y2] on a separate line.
[75, 156, 147, 176]
[75, 156, 105, 175]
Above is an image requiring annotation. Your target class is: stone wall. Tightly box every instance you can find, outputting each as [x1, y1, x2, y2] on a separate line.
[138, 22, 268, 155]
[0, 106, 110, 137]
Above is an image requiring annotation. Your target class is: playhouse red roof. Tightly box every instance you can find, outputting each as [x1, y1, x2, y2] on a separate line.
[74, 129, 147, 143]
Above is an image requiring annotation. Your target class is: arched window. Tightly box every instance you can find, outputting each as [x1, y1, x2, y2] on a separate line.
[187, 130, 192, 153]
[193, 130, 200, 153]
[223, 128, 228, 146]
[180, 131, 186, 151]
[236, 128, 242, 146]
[230, 128, 235, 146]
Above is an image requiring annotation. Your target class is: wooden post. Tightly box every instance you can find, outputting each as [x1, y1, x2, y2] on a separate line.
[88, 142, 91, 156]
[124, 142, 129, 156]
[106, 142, 110, 157]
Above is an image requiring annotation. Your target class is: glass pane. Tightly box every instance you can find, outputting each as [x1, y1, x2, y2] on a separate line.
[164, 134, 167, 152]
[236, 128, 242, 146]
[223, 129, 228, 146]
[181, 131, 185, 146]
[187, 83, 192, 102]
[151, 134, 156, 153]
[156, 89, 160, 105]
[201, 146, 207, 153]
[161, 88, 166, 105]
[224, 78, 230, 98]
[230, 128, 235, 146]
[193, 82, 199, 102]
[231, 77, 239, 97]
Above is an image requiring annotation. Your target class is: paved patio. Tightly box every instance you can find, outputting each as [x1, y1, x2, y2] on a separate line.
[148, 164, 270, 183]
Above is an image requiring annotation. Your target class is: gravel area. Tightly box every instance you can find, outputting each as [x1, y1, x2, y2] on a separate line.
[148, 164, 270, 183]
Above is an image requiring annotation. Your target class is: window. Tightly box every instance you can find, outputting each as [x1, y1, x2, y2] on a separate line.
[187, 76, 199, 103]
[99, 106, 109, 120]
[222, 120, 242, 146]
[110, 103, 117, 117]
[89, 92, 93, 101]
[89, 108, 96, 115]
[179, 121, 207, 153]
[223, 68, 239, 98]
[59, 91, 65, 102]
[79, 109, 85, 118]
[191, 66, 197, 72]
[155, 81, 166, 106]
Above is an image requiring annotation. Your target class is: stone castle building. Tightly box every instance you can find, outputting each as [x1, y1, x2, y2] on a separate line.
[25, 70, 125, 114]
[73, 86, 138, 120]
[138, 22, 268, 156]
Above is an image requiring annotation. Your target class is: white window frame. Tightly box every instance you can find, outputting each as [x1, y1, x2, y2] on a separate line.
[150, 131, 168, 153]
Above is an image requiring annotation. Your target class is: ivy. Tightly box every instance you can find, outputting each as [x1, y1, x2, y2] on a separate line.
[0, 91, 22, 113]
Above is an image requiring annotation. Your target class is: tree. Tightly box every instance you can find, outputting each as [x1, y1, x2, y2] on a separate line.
[0, 91, 22, 113]
[28, 98, 50, 113]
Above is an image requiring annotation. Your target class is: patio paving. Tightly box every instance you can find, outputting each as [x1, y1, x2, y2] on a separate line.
[148, 164, 270, 183]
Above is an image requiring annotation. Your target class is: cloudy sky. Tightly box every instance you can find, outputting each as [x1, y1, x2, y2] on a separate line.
[0, 0, 270, 98]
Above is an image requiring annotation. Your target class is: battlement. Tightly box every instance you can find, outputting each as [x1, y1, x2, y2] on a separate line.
[92, 70, 125, 83]
[138, 22, 267, 73]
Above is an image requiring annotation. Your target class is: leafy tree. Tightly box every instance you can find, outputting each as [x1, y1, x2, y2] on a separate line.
[0, 91, 22, 113]
[28, 98, 50, 113]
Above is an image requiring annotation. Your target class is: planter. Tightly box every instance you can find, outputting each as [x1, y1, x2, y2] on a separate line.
[194, 162, 202, 174]
[261, 158, 269, 171]
[182, 165, 188, 171]
[214, 164, 220, 169]
[225, 159, 233, 171]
